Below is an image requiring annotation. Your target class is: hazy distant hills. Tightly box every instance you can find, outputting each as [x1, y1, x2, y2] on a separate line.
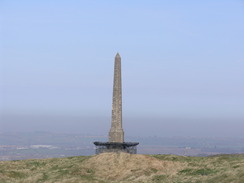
[0, 153, 244, 183]
[1, 132, 244, 161]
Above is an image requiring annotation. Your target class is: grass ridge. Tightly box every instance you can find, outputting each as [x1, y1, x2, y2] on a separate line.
[0, 153, 243, 183]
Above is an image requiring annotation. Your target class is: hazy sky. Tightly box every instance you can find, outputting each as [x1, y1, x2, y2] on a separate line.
[1, 1, 244, 137]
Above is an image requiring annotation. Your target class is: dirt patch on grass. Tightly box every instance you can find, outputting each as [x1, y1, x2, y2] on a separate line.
[82, 152, 185, 181]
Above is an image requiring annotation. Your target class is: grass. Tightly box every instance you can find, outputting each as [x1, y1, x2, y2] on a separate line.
[152, 153, 244, 183]
[0, 153, 243, 183]
[179, 168, 217, 176]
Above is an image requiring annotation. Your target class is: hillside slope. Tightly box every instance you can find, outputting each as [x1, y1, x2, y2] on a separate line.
[0, 153, 244, 183]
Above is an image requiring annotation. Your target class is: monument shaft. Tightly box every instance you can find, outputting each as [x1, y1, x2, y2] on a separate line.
[93, 53, 138, 154]
[109, 53, 124, 143]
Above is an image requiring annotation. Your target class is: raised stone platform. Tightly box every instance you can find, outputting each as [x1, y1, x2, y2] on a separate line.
[94, 142, 139, 154]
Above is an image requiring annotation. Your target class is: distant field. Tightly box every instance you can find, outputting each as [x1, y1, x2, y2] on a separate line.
[0, 153, 243, 183]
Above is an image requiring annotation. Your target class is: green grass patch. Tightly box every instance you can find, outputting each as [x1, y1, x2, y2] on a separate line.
[152, 154, 203, 163]
[7, 171, 26, 179]
[179, 168, 217, 176]
[152, 174, 168, 182]
[26, 161, 46, 167]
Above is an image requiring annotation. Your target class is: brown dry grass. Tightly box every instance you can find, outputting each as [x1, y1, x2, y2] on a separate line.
[82, 152, 184, 182]
[0, 153, 244, 183]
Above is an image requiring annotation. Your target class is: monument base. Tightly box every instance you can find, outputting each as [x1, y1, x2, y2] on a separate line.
[93, 142, 139, 154]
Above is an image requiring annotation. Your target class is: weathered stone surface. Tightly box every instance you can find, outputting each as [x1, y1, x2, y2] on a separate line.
[93, 53, 138, 154]
[109, 53, 124, 143]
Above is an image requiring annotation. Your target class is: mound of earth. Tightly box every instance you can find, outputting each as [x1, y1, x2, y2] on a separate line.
[82, 152, 185, 181]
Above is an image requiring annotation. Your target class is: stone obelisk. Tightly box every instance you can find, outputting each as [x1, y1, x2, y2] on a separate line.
[109, 53, 124, 143]
[93, 53, 138, 154]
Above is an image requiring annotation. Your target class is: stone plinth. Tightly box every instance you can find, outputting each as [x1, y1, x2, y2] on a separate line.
[94, 142, 139, 154]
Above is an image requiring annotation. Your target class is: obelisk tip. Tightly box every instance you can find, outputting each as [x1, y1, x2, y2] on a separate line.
[115, 52, 121, 58]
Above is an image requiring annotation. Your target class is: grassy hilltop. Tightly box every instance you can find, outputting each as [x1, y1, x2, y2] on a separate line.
[0, 153, 244, 183]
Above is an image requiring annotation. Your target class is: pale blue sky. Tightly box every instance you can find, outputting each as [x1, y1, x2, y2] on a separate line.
[1, 0, 244, 137]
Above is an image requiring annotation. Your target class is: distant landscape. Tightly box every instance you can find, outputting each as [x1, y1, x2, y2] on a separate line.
[1, 132, 244, 161]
